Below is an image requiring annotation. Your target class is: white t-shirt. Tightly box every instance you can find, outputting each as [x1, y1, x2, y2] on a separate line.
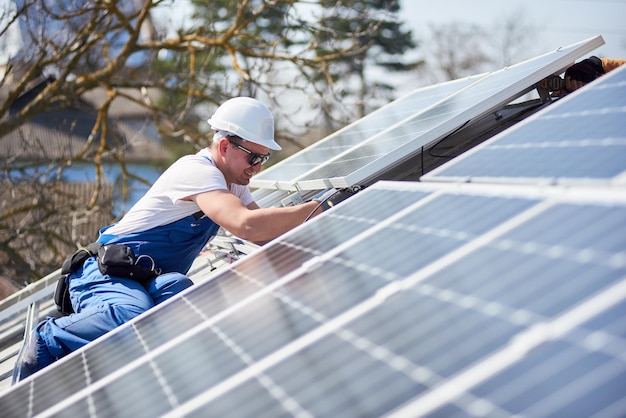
[105, 148, 254, 236]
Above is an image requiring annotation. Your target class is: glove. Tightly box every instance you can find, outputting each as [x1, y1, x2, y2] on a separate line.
[565, 56, 605, 84]
[312, 187, 360, 211]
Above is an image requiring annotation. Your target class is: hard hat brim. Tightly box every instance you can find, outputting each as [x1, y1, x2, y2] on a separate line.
[208, 118, 282, 151]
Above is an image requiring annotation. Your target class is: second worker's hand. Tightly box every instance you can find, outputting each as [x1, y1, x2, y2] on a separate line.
[564, 75, 586, 93]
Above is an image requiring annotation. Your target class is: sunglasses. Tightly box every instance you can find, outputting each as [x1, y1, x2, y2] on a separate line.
[227, 138, 271, 166]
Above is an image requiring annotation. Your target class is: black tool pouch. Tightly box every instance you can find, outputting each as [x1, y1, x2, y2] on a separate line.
[97, 244, 159, 285]
[55, 242, 103, 315]
[54, 275, 74, 316]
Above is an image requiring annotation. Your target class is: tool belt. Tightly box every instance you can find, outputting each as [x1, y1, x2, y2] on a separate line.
[54, 243, 161, 315]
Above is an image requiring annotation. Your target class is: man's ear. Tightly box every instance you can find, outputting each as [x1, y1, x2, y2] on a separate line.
[218, 138, 230, 155]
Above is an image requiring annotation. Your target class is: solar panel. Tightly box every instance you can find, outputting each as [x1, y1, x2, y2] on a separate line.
[251, 75, 484, 190]
[251, 36, 605, 191]
[423, 62, 626, 186]
[3, 181, 625, 417]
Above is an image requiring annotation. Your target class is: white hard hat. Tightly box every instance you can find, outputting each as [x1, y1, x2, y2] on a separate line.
[207, 97, 281, 150]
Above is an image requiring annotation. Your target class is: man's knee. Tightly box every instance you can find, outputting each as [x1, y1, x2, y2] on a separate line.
[109, 303, 147, 325]
[148, 273, 193, 305]
[58, 302, 147, 345]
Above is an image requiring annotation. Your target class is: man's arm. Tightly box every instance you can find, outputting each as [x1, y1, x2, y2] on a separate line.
[191, 189, 322, 244]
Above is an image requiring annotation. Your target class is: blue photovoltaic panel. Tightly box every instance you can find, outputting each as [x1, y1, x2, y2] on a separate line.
[251, 75, 483, 190]
[2, 181, 625, 418]
[423, 62, 626, 185]
[0, 185, 432, 416]
[251, 36, 604, 191]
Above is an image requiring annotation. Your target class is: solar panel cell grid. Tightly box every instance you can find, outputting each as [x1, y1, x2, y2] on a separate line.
[3, 181, 625, 417]
[424, 64, 626, 185]
[465, 342, 626, 418]
[253, 36, 604, 190]
[251, 76, 482, 186]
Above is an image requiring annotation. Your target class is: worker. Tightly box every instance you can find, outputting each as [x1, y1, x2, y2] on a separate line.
[555, 56, 626, 95]
[16, 97, 355, 381]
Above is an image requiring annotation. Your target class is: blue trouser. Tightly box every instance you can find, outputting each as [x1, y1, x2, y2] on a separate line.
[37, 257, 193, 364]
[25, 212, 218, 376]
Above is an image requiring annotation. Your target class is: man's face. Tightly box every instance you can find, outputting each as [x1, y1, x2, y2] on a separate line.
[224, 137, 270, 185]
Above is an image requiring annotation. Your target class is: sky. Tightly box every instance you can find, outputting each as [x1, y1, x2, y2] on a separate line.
[2, 0, 623, 100]
[399, 0, 626, 60]
[152, 0, 626, 59]
[148, 0, 626, 95]
[4, 0, 622, 65]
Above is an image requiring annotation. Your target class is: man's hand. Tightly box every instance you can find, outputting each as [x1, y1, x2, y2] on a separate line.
[313, 187, 360, 211]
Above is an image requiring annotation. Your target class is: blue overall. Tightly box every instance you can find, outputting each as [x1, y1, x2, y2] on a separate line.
[32, 212, 220, 371]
